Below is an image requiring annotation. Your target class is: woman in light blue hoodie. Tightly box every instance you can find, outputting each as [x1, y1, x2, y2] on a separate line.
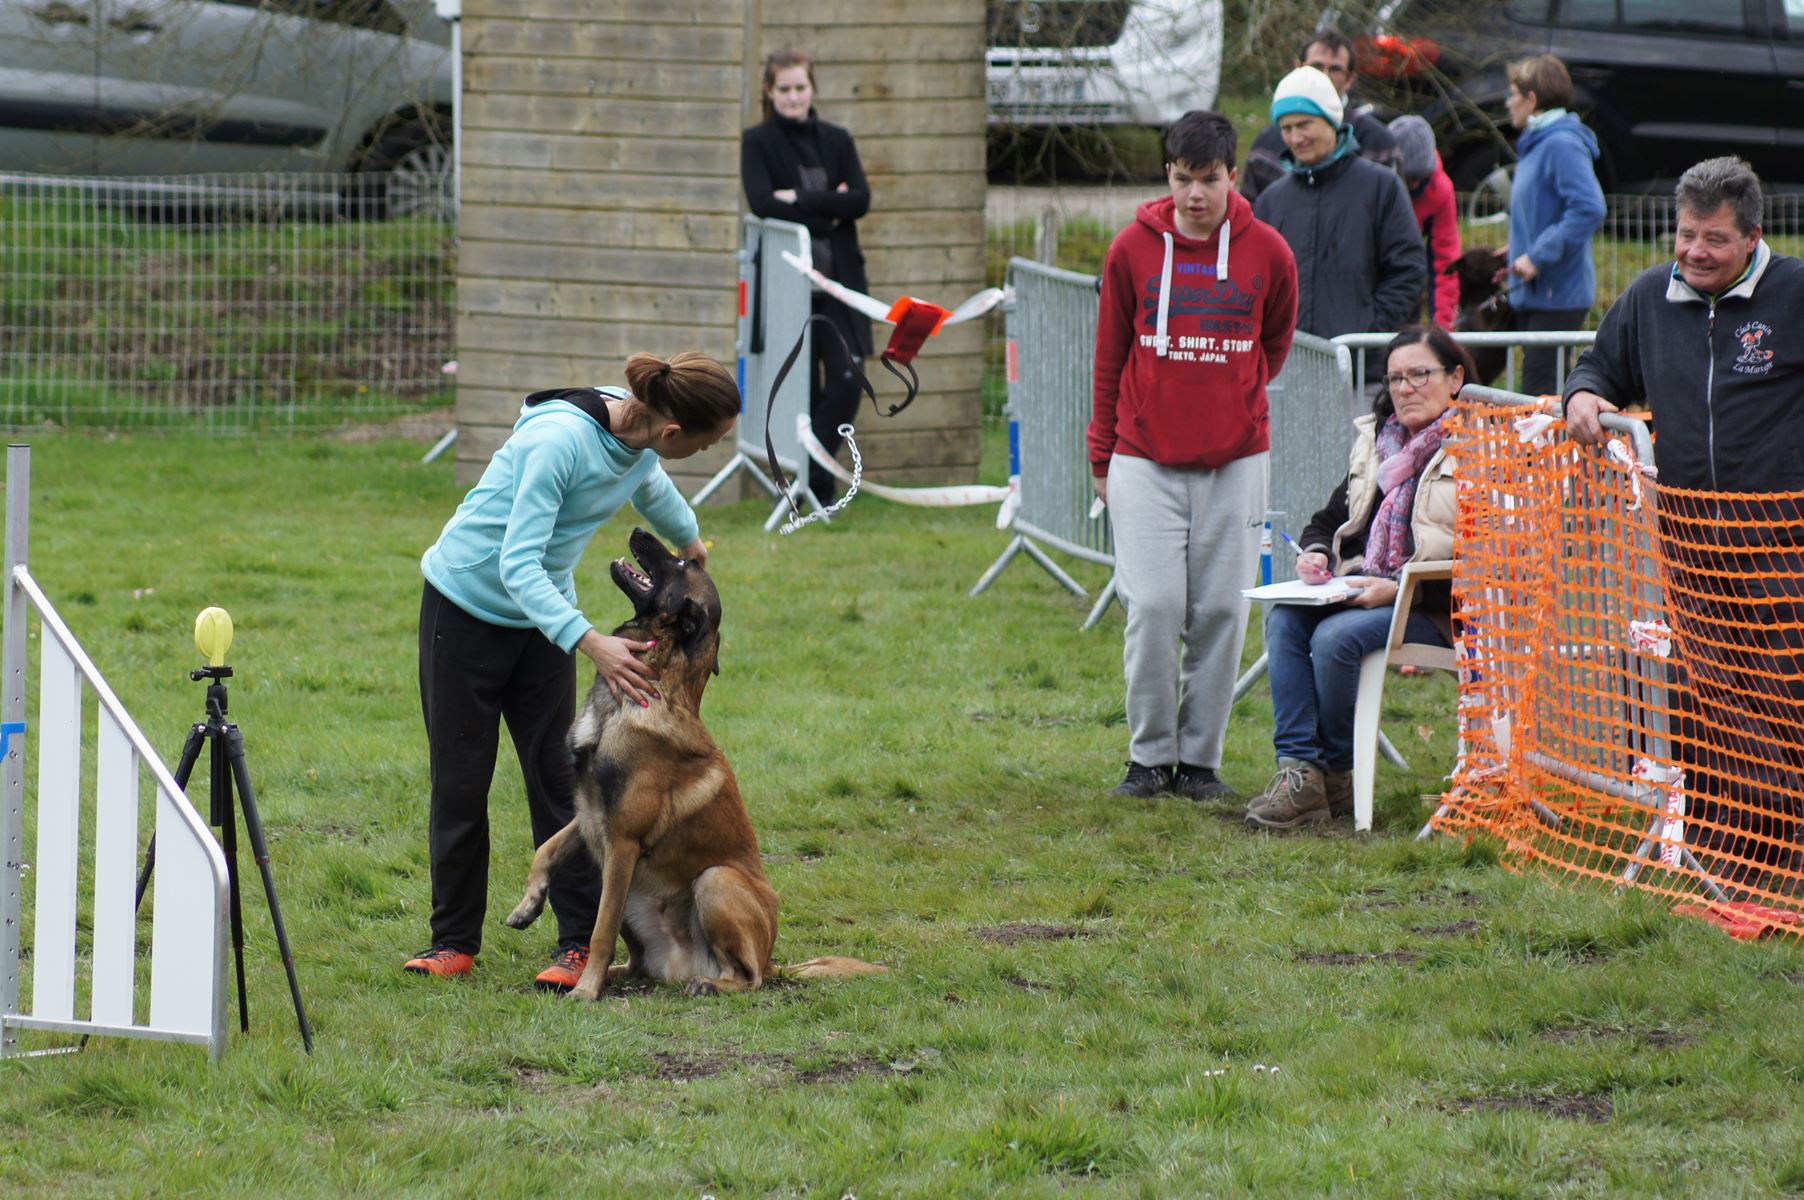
[1504, 54, 1606, 397]
[407, 351, 738, 989]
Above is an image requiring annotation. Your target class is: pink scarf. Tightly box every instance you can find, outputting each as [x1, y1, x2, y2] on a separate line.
[1362, 412, 1449, 579]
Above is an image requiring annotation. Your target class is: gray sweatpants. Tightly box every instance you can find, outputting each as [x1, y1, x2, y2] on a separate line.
[1107, 452, 1268, 770]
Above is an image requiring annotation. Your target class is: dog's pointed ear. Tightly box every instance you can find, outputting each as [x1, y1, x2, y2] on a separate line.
[711, 656, 720, 677]
[677, 597, 713, 656]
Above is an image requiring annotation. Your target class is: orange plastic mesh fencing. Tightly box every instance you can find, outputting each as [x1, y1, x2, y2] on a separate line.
[1437, 393, 1804, 941]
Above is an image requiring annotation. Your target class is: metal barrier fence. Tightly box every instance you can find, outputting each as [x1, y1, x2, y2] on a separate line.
[2, 447, 229, 1061]
[972, 258, 1113, 621]
[1333, 330, 1597, 406]
[0, 172, 454, 434]
[1265, 331, 1355, 583]
[692, 215, 818, 529]
[972, 259, 1360, 627]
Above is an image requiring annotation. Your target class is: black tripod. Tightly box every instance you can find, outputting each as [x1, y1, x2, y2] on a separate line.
[134, 662, 313, 1054]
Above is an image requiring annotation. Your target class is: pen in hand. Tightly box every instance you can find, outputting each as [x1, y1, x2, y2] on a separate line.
[1279, 531, 1334, 585]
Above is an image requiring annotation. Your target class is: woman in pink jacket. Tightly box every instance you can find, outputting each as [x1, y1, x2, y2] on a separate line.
[1389, 116, 1461, 329]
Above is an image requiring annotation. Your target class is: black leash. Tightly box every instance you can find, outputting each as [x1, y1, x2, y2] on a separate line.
[762, 314, 908, 526]
[760, 292, 951, 527]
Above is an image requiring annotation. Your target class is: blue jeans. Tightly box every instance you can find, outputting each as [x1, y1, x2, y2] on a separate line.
[1265, 602, 1451, 771]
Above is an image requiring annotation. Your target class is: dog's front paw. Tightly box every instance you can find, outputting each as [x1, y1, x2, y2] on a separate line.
[684, 977, 720, 998]
[566, 979, 603, 1002]
[504, 894, 545, 930]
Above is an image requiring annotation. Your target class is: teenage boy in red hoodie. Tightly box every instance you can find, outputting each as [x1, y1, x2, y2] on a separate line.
[1090, 110, 1300, 800]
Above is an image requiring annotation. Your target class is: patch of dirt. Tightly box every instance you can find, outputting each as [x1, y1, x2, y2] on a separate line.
[1293, 949, 1424, 967]
[1785, 971, 1804, 987]
[281, 819, 365, 841]
[512, 1064, 625, 1108]
[973, 922, 1094, 944]
[1541, 1025, 1695, 1048]
[1642, 1028, 1696, 1048]
[1452, 1093, 1614, 1123]
[794, 1055, 893, 1085]
[1004, 974, 1053, 993]
[1356, 887, 1405, 910]
[647, 1050, 783, 1083]
[1410, 918, 1481, 937]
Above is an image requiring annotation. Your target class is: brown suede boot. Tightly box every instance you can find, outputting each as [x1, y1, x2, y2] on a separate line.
[1324, 770, 1354, 820]
[1244, 759, 1330, 830]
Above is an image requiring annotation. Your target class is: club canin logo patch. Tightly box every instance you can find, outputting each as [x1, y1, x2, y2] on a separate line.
[1733, 320, 1775, 375]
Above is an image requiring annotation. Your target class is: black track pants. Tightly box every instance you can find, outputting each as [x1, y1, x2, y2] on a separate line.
[417, 583, 601, 954]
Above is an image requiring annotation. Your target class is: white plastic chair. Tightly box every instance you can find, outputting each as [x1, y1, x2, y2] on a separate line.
[1351, 560, 1456, 831]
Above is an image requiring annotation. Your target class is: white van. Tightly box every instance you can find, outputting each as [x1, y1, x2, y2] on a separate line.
[986, 0, 1224, 126]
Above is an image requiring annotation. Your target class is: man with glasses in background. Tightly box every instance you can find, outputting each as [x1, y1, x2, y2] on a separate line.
[1240, 30, 1401, 204]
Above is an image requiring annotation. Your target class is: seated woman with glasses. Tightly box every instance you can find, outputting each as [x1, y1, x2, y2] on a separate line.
[1244, 325, 1476, 830]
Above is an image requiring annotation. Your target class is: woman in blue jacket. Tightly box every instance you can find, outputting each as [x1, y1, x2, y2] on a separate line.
[406, 352, 737, 989]
[1504, 54, 1606, 397]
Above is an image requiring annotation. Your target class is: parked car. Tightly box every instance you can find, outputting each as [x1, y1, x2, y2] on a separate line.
[985, 0, 1223, 127]
[0, 0, 453, 216]
[1334, 0, 1804, 198]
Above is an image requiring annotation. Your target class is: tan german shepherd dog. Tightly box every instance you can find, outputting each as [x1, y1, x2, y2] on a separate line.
[506, 528, 883, 999]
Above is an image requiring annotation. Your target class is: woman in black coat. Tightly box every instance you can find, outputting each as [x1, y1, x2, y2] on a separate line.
[741, 48, 873, 506]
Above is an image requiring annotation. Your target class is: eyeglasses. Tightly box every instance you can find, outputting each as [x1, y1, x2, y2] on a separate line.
[1383, 365, 1452, 390]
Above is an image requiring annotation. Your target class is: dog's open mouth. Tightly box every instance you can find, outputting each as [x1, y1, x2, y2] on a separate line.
[614, 558, 653, 596]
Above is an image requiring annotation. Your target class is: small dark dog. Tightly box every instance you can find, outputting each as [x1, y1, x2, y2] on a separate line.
[1446, 246, 1512, 386]
[506, 528, 883, 999]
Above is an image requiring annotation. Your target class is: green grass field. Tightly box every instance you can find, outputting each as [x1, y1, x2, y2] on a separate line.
[2, 431, 1802, 1197]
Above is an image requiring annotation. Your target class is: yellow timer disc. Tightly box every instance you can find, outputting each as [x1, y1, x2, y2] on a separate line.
[194, 607, 234, 666]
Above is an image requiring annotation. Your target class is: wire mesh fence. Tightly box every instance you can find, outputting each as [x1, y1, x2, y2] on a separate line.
[0, 172, 454, 435]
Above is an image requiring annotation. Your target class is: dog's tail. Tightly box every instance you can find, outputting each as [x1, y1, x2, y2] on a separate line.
[779, 955, 887, 981]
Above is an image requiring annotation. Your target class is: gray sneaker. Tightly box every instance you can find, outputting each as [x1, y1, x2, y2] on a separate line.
[1244, 759, 1330, 830]
[1172, 763, 1239, 804]
[1324, 770, 1354, 820]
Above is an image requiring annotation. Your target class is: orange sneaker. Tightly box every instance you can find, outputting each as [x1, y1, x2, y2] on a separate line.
[533, 944, 590, 992]
[403, 947, 474, 977]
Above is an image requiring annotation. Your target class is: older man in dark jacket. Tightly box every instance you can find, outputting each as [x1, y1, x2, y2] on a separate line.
[1252, 66, 1424, 351]
[1567, 156, 1804, 896]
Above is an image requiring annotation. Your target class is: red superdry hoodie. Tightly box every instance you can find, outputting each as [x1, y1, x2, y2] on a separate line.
[1088, 190, 1299, 475]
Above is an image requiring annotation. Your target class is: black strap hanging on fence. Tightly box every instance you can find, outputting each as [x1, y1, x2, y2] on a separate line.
[763, 315, 886, 524]
[763, 291, 955, 523]
[749, 234, 766, 356]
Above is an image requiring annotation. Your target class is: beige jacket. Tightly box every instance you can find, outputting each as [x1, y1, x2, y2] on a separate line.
[1325, 412, 1457, 575]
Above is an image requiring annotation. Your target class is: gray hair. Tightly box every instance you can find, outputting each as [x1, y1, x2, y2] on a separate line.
[1675, 156, 1764, 235]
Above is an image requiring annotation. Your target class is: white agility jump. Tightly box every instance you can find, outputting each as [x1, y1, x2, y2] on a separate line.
[2, 445, 229, 1062]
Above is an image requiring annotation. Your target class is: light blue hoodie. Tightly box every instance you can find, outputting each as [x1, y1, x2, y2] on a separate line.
[420, 390, 701, 652]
